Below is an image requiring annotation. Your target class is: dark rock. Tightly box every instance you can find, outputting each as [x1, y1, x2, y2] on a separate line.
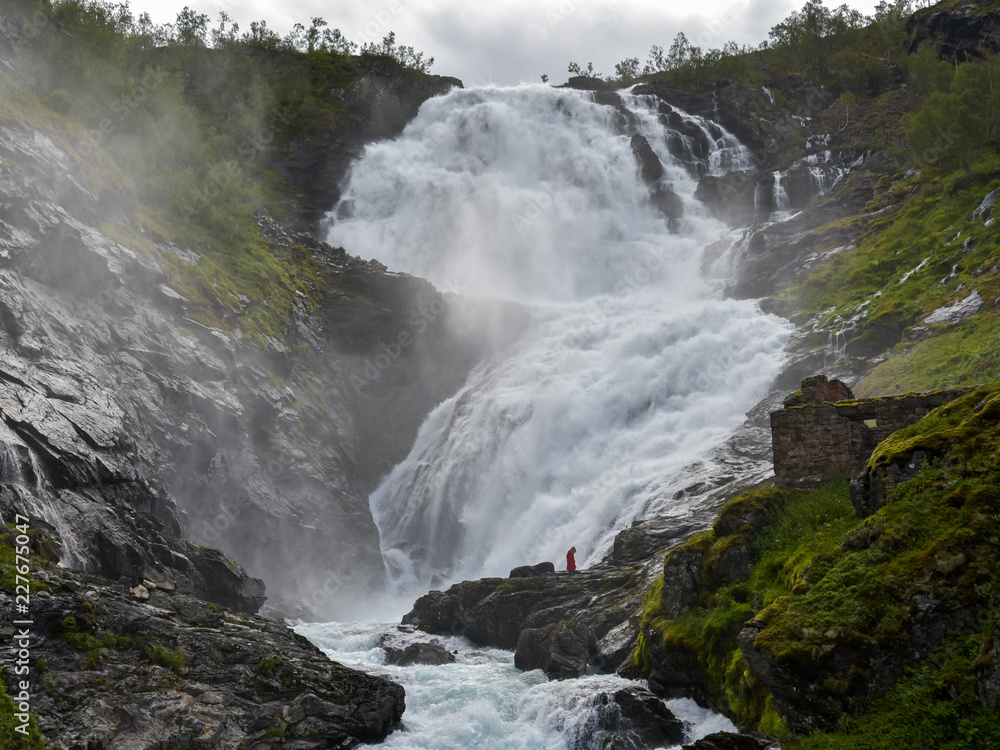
[696, 172, 758, 226]
[561, 76, 614, 91]
[577, 687, 684, 750]
[610, 518, 704, 565]
[683, 731, 781, 750]
[851, 450, 928, 519]
[515, 621, 596, 679]
[652, 188, 684, 227]
[384, 641, 456, 667]
[510, 561, 556, 578]
[906, 3, 1000, 63]
[977, 618, 1000, 708]
[661, 542, 709, 620]
[631, 134, 664, 186]
[726, 167, 874, 300]
[642, 623, 711, 704]
[0, 565, 405, 748]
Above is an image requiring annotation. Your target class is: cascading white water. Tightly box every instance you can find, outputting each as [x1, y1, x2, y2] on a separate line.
[327, 85, 791, 600]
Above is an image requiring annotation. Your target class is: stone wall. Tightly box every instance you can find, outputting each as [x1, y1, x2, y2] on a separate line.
[771, 376, 972, 489]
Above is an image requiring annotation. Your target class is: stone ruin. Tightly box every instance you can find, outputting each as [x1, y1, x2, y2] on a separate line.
[770, 375, 972, 490]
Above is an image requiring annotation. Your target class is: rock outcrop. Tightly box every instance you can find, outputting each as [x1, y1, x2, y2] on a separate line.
[906, 1, 1000, 62]
[271, 60, 462, 233]
[0, 561, 405, 748]
[683, 733, 781, 750]
[0, 22, 525, 619]
[403, 517, 706, 677]
[581, 687, 685, 750]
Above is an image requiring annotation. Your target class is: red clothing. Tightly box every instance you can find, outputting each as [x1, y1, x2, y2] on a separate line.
[566, 549, 576, 572]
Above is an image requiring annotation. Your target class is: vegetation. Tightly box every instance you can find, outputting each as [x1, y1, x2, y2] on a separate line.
[637, 382, 1000, 745]
[0, 680, 46, 750]
[0, 0, 433, 344]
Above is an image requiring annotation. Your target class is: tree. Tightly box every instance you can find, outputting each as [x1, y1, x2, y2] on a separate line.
[905, 44, 954, 96]
[907, 90, 985, 174]
[614, 57, 640, 80]
[567, 61, 598, 77]
[305, 17, 326, 53]
[174, 6, 208, 47]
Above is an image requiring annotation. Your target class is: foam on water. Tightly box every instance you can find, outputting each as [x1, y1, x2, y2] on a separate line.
[298, 621, 737, 750]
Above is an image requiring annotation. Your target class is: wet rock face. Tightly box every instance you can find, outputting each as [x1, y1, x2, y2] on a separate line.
[0, 564, 405, 748]
[271, 61, 462, 233]
[577, 687, 685, 750]
[906, 3, 1000, 62]
[515, 621, 597, 680]
[0, 102, 524, 618]
[682, 732, 781, 750]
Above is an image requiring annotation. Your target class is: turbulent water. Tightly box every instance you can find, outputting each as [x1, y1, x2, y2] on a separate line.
[298, 621, 736, 750]
[327, 85, 792, 601]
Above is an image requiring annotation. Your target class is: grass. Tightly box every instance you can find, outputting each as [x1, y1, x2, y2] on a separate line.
[857, 311, 1000, 396]
[779, 148, 1000, 388]
[636, 379, 1000, 740]
[638, 481, 858, 734]
[0, 680, 46, 750]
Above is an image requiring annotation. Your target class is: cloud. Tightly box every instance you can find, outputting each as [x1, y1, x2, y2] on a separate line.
[127, 0, 881, 85]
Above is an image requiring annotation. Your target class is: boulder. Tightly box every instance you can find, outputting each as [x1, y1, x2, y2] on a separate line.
[384, 641, 456, 667]
[577, 687, 684, 750]
[683, 732, 781, 750]
[509, 561, 556, 578]
[515, 621, 597, 679]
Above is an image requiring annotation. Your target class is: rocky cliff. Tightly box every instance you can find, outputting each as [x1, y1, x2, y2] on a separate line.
[0, 549, 405, 748]
[0, 10, 531, 621]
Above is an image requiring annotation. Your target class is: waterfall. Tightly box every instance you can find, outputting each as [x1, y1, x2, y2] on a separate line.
[327, 85, 791, 600]
[0, 438, 80, 566]
[771, 171, 790, 212]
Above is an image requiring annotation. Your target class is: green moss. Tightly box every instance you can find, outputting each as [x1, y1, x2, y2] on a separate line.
[0, 679, 46, 750]
[788, 635, 1000, 750]
[867, 381, 1000, 470]
[259, 656, 284, 678]
[143, 645, 186, 676]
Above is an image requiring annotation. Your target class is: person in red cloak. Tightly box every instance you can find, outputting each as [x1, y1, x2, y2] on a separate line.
[566, 546, 577, 572]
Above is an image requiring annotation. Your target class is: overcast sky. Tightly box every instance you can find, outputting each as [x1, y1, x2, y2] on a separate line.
[126, 0, 883, 85]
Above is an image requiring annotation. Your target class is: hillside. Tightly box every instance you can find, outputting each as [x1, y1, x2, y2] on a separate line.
[0, 0, 999, 747]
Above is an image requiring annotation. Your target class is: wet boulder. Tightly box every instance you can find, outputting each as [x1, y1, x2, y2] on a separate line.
[576, 687, 684, 750]
[384, 641, 456, 667]
[515, 621, 597, 680]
